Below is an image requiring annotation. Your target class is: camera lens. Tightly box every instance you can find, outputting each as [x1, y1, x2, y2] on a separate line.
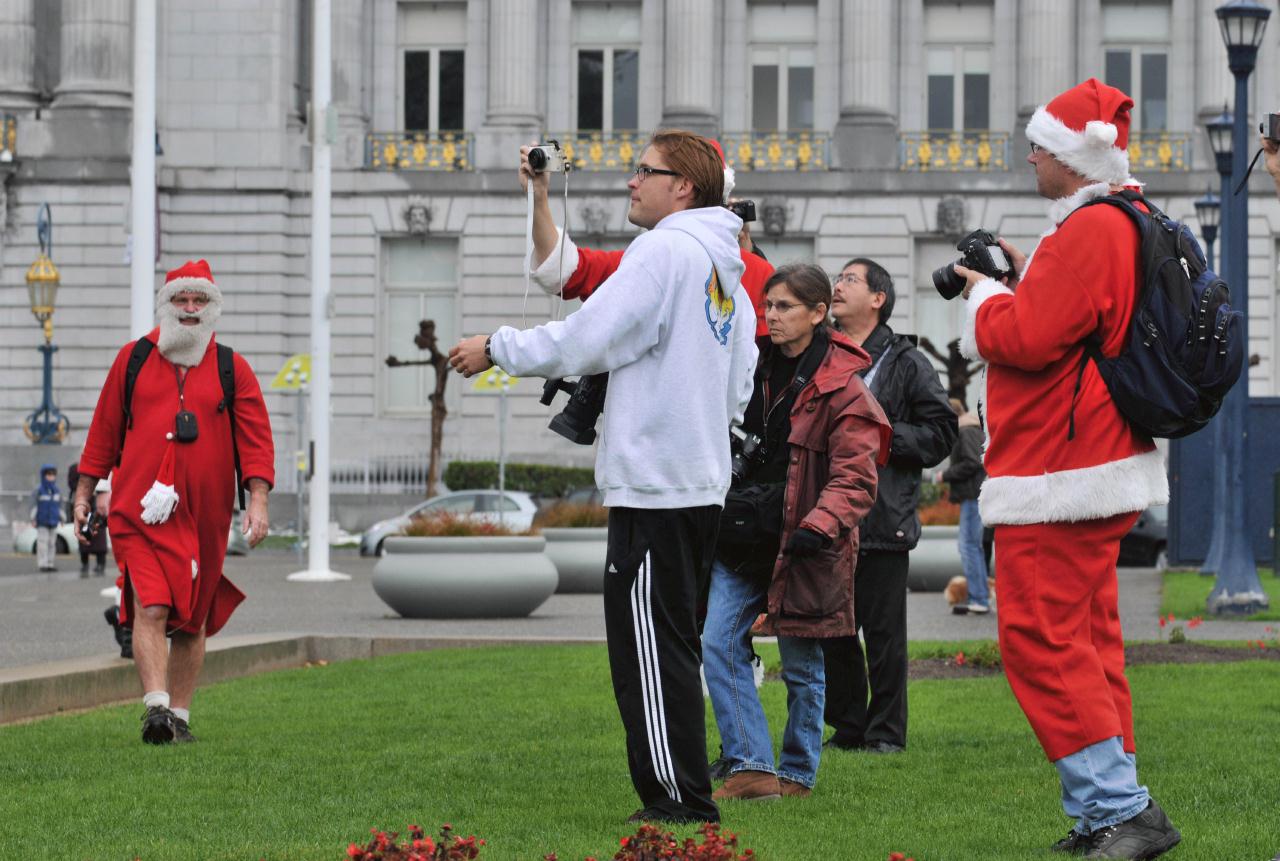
[528, 148, 547, 171]
[931, 262, 966, 300]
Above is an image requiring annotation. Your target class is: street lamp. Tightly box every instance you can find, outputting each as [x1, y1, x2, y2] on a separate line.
[1193, 187, 1221, 270]
[1207, 0, 1270, 613]
[23, 203, 69, 444]
[1199, 108, 1233, 578]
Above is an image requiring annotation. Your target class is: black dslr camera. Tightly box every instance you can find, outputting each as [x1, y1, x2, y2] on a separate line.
[932, 229, 1013, 300]
[728, 200, 756, 223]
[80, 510, 103, 540]
[729, 426, 765, 484]
[541, 373, 608, 445]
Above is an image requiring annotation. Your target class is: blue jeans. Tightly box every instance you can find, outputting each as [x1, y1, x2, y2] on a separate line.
[1054, 736, 1150, 834]
[958, 499, 989, 607]
[702, 560, 828, 787]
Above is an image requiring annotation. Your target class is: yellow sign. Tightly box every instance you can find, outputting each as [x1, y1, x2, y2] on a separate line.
[472, 369, 518, 392]
[270, 354, 311, 390]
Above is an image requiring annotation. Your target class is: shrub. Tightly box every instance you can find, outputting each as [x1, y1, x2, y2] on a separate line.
[534, 501, 609, 529]
[346, 824, 481, 861]
[918, 481, 945, 508]
[918, 497, 961, 525]
[402, 512, 521, 538]
[443, 461, 595, 498]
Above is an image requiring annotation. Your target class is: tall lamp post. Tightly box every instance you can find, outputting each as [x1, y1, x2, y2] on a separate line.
[1198, 112, 1230, 579]
[23, 204, 69, 444]
[1193, 188, 1221, 271]
[1208, 0, 1270, 613]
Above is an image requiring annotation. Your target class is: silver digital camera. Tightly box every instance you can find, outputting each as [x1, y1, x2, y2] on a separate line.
[528, 140, 566, 173]
[1262, 113, 1280, 143]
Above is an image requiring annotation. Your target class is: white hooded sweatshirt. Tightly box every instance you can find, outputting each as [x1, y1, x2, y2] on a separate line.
[490, 206, 758, 509]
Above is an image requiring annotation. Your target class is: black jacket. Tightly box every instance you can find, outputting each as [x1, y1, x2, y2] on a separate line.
[856, 324, 957, 551]
[943, 414, 985, 502]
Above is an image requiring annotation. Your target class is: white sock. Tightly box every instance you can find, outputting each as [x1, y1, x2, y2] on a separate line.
[171, 707, 190, 723]
[143, 690, 170, 710]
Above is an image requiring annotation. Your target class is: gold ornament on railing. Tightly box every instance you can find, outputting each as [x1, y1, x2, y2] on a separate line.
[366, 132, 473, 171]
[900, 131, 1009, 172]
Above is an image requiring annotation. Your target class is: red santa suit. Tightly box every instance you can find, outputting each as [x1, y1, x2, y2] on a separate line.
[960, 81, 1168, 763]
[80, 329, 274, 636]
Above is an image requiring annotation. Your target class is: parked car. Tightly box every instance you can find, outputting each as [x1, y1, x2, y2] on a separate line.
[1118, 504, 1167, 569]
[358, 490, 539, 556]
[12, 522, 78, 555]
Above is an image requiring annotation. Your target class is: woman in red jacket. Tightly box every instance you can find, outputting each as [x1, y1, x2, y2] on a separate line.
[704, 264, 891, 800]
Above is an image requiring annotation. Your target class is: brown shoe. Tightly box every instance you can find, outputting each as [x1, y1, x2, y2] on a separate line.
[712, 770, 781, 801]
[779, 778, 812, 797]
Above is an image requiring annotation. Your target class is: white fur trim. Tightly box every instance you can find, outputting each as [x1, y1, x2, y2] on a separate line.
[960, 279, 1012, 362]
[157, 276, 223, 305]
[1045, 181, 1116, 226]
[140, 481, 179, 525]
[530, 228, 581, 295]
[722, 167, 736, 204]
[978, 447, 1169, 526]
[1026, 106, 1130, 186]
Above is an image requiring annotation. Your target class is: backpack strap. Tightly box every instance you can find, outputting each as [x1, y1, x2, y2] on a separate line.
[216, 343, 245, 511]
[118, 338, 156, 466]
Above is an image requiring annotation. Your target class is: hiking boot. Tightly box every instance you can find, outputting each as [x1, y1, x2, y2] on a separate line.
[173, 718, 197, 743]
[712, 770, 781, 801]
[708, 756, 733, 782]
[822, 736, 862, 751]
[1084, 801, 1181, 860]
[140, 706, 177, 744]
[1052, 829, 1093, 855]
[779, 778, 811, 798]
[864, 740, 905, 754]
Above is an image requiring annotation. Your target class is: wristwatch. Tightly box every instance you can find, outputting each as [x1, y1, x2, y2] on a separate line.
[484, 335, 494, 367]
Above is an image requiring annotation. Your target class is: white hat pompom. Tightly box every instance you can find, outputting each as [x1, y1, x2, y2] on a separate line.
[722, 167, 736, 204]
[1084, 121, 1118, 148]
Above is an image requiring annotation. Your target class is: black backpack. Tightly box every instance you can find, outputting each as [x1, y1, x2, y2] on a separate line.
[1066, 190, 1244, 440]
[119, 339, 245, 509]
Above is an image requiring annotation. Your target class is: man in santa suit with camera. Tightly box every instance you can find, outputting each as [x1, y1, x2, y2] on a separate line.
[952, 79, 1179, 859]
[75, 260, 275, 745]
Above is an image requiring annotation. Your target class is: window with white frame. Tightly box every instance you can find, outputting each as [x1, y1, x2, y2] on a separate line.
[749, 4, 816, 132]
[573, 4, 641, 131]
[381, 238, 459, 414]
[924, 2, 993, 132]
[399, 2, 466, 131]
[1102, 1, 1170, 131]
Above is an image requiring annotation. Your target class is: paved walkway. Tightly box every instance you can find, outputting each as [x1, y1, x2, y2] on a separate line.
[1, 549, 1273, 672]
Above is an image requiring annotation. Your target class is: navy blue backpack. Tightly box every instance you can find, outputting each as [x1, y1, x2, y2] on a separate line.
[1066, 190, 1244, 440]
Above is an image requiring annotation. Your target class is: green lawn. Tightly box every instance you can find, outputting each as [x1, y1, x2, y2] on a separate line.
[1161, 568, 1280, 621]
[2, 645, 1277, 861]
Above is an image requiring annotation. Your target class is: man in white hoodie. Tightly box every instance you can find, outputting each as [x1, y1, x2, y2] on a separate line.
[450, 130, 757, 824]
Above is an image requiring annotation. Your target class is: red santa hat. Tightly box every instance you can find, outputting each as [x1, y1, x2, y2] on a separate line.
[158, 259, 223, 306]
[140, 442, 179, 525]
[707, 138, 736, 204]
[1025, 78, 1134, 185]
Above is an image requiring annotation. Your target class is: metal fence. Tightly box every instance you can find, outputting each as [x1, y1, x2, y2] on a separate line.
[330, 454, 432, 495]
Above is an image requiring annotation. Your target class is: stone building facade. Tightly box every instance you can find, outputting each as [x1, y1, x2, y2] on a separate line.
[1, 0, 1278, 512]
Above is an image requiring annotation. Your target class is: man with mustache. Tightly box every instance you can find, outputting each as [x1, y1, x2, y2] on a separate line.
[74, 260, 275, 744]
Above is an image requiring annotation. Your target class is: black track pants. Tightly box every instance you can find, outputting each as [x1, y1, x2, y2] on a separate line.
[603, 505, 720, 822]
[820, 549, 910, 748]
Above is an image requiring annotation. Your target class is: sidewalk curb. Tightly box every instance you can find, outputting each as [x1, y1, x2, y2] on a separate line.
[0, 633, 601, 725]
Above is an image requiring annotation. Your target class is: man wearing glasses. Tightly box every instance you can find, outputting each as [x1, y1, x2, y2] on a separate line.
[821, 259, 956, 756]
[450, 130, 757, 825]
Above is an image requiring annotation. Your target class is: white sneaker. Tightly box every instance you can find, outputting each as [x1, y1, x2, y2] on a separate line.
[965, 602, 991, 615]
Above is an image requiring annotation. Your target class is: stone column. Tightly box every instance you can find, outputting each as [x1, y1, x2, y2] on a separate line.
[53, 0, 131, 109]
[661, 0, 717, 135]
[1016, 0, 1075, 123]
[1196, 0, 1231, 121]
[834, 0, 897, 169]
[0, 0, 37, 108]
[331, 0, 367, 167]
[476, 0, 541, 168]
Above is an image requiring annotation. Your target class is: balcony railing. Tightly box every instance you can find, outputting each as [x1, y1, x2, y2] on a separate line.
[552, 131, 645, 171]
[1126, 130, 1192, 173]
[721, 131, 830, 171]
[366, 131, 474, 171]
[900, 131, 1010, 172]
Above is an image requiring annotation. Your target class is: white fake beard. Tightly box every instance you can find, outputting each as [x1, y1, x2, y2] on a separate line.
[156, 300, 221, 366]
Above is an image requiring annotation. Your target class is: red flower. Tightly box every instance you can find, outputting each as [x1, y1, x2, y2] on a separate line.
[1168, 613, 1176, 622]
[954, 651, 967, 666]
[1158, 616, 1167, 628]
[1258, 640, 1268, 650]
[1188, 616, 1203, 629]
[346, 844, 362, 859]
[889, 853, 906, 861]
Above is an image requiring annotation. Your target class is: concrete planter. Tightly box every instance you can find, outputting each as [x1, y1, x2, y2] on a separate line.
[907, 525, 962, 592]
[372, 535, 558, 618]
[542, 527, 608, 593]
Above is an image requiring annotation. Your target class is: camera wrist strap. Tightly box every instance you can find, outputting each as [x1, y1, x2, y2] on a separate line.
[522, 183, 534, 327]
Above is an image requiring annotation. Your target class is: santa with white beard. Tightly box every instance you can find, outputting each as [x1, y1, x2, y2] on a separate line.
[76, 259, 275, 744]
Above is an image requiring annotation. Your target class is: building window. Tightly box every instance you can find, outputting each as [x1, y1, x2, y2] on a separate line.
[398, 2, 466, 131]
[924, 2, 992, 132]
[749, 4, 816, 132]
[1103, 2, 1170, 131]
[381, 238, 459, 414]
[573, 4, 641, 131]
